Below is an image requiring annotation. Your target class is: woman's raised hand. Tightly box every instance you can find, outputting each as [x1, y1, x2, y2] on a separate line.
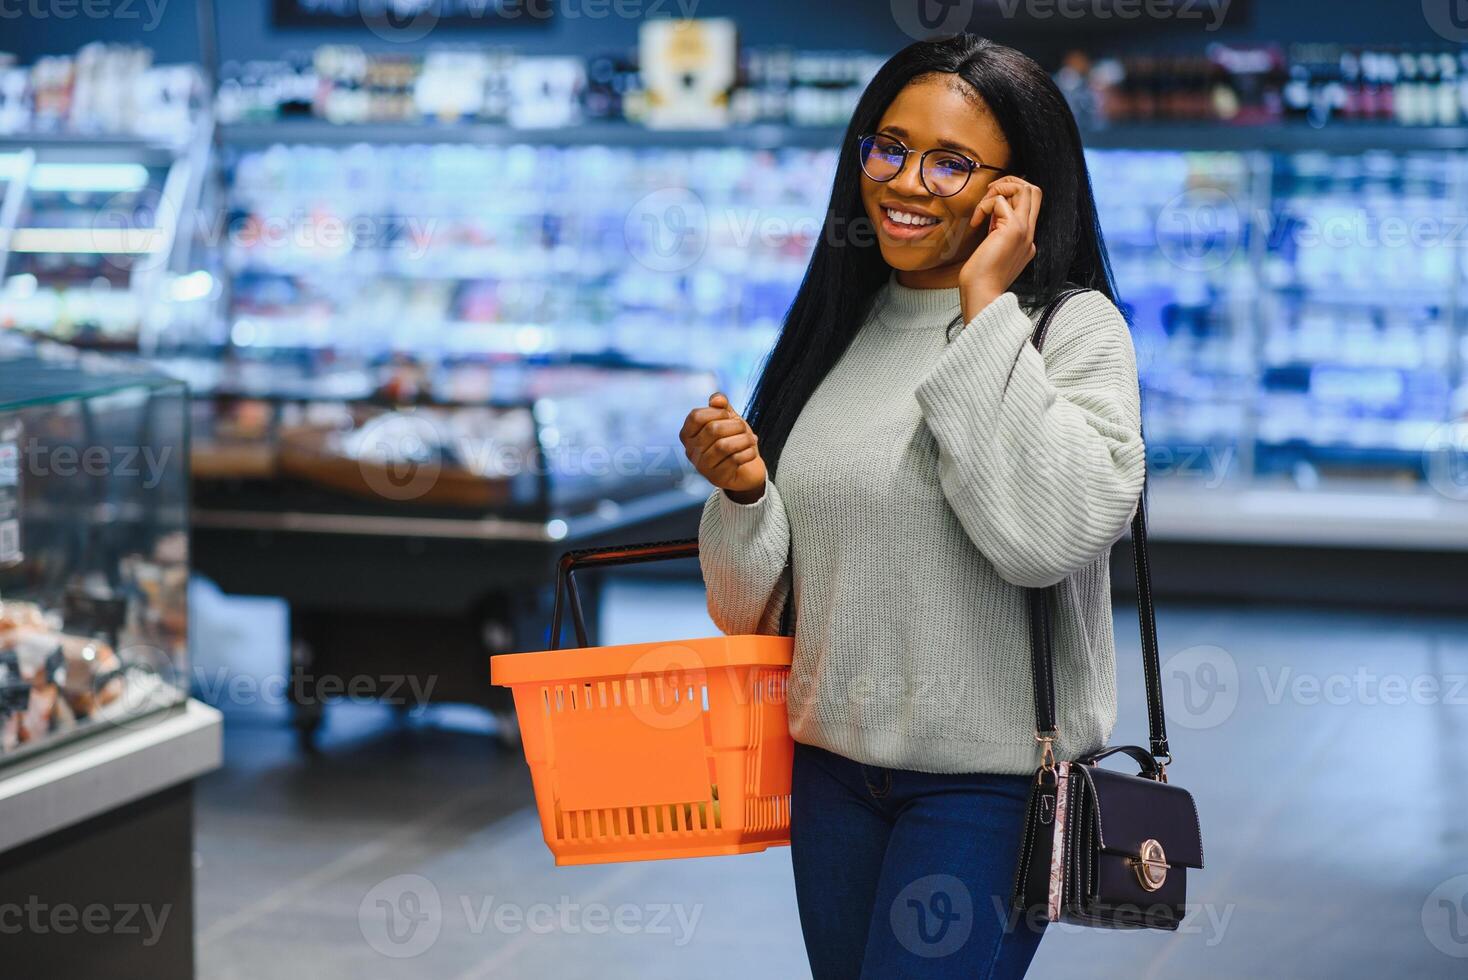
[959, 175, 1043, 323]
[680, 392, 767, 503]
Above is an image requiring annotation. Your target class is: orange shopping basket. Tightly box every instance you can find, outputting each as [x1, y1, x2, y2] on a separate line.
[490, 539, 794, 866]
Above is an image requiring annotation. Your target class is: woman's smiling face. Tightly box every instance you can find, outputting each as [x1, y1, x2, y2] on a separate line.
[858, 74, 1012, 287]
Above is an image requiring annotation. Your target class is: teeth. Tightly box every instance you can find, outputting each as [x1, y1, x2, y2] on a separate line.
[884, 207, 940, 227]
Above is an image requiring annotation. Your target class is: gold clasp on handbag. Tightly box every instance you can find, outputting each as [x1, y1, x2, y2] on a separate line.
[1035, 729, 1059, 784]
[1128, 839, 1170, 891]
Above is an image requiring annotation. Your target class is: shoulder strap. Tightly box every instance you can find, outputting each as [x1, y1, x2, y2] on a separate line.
[1026, 289, 1169, 763]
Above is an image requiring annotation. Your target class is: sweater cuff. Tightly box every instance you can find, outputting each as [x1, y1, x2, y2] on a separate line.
[913, 291, 1036, 430]
[705, 473, 787, 556]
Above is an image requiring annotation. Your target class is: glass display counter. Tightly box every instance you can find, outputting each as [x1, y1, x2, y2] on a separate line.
[0, 351, 189, 766]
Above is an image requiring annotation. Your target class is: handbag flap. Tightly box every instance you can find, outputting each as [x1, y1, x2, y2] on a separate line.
[1079, 764, 1204, 869]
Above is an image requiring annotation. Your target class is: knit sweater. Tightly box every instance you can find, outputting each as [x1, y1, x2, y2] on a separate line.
[697, 274, 1145, 775]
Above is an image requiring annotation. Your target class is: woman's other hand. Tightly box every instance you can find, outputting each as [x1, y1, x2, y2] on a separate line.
[680, 392, 767, 503]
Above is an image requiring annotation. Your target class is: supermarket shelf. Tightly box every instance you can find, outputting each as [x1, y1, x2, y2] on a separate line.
[218, 119, 848, 149]
[1080, 122, 1468, 153]
[0, 131, 195, 162]
[190, 482, 709, 541]
[1145, 480, 1468, 550]
[216, 119, 1468, 153]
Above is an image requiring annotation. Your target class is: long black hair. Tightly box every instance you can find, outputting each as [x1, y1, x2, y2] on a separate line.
[745, 33, 1119, 476]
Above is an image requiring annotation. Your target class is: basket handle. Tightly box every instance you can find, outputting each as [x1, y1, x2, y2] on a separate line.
[548, 537, 699, 650]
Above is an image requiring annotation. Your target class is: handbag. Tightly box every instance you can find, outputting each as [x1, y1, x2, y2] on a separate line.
[1010, 288, 1204, 931]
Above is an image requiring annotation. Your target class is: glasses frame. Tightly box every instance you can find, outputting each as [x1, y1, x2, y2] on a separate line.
[856, 132, 1007, 198]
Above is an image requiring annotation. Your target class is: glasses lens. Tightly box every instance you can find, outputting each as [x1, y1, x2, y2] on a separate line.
[859, 135, 904, 182]
[922, 152, 974, 197]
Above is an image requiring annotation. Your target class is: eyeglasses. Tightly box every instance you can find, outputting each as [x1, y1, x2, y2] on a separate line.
[856, 132, 1006, 198]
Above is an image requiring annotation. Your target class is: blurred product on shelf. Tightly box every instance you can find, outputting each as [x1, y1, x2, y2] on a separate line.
[1087, 148, 1255, 487]
[218, 138, 834, 407]
[215, 40, 880, 130]
[0, 152, 218, 349]
[1254, 150, 1457, 477]
[0, 43, 207, 139]
[0, 355, 190, 762]
[639, 18, 738, 129]
[0, 43, 217, 350]
[1064, 43, 1468, 128]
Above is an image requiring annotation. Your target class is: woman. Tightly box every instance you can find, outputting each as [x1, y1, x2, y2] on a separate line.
[679, 33, 1144, 979]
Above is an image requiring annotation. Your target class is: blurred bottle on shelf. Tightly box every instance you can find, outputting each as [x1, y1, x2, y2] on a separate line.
[0, 43, 205, 139]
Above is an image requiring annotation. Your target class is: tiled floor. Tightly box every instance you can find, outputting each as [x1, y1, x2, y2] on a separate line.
[192, 579, 1468, 979]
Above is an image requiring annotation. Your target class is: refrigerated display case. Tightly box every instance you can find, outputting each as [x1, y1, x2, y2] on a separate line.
[0, 341, 215, 975]
[208, 123, 1468, 546]
[215, 125, 839, 409]
[182, 352, 719, 743]
[0, 351, 190, 765]
[0, 99, 216, 352]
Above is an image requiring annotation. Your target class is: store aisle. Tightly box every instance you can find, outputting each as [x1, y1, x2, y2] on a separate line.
[192, 580, 1468, 979]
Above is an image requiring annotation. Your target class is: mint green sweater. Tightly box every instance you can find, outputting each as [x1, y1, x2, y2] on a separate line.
[698, 275, 1145, 775]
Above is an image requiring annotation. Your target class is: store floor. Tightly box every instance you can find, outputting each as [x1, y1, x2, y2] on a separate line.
[190, 579, 1468, 979]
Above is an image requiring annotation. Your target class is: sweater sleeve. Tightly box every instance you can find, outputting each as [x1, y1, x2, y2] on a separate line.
[913, 289, 1145, 589]
[697, 473, 793, 635]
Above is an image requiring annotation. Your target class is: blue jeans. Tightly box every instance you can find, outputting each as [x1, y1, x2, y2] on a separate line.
[789, 740, 1045, 979]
